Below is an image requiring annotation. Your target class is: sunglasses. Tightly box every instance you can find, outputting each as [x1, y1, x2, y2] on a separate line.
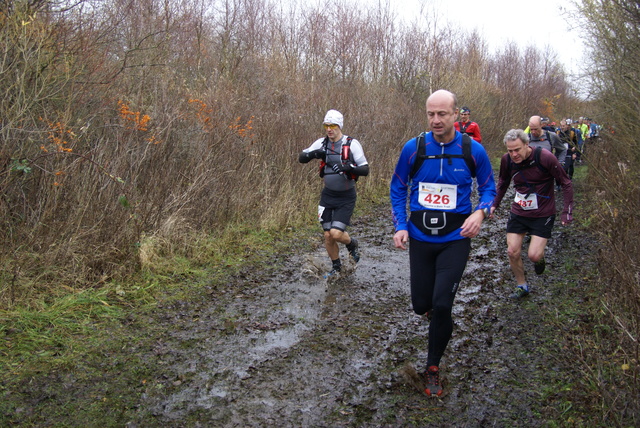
[323, 123, 339, 130]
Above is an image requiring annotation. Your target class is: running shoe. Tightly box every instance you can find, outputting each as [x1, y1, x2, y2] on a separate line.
[324, 267, 341, 279]
[534, 258, 546, 275]
[510, 285, 530, 299]
[347, 238, 360, 263]
[424, 365, 443, 397]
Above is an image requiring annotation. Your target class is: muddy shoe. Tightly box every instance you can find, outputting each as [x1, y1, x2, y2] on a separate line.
[510, 285, 530, 299]
[323, 267, 341, 279]
[534, 258, 546, 275]
[424, 365, 443, 397]
[346, 238, 360, 263]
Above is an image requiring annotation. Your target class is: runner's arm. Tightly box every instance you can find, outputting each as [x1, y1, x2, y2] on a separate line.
[472, 141, 496, 212]
[492, 154, 512, 213]
[298, 138, 326, 163]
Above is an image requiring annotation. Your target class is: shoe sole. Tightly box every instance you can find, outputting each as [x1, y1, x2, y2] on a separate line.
[510, 291, 529, 299]
[510, 286, 530, 299]
[348, 239, 360, 263]
[349, 250, 360, 263]
[425, 388, 443, 397]
[424, 367, 443, 397]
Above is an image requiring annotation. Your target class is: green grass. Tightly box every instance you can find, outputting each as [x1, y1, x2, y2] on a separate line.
[1, 289, 123, 371]
[571, 162, 588, 181]
[0, 216, 325, 426]
[0, 292, 151, 426]
[535, 252, 621, 426]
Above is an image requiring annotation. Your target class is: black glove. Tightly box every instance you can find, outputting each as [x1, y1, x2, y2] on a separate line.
[299, 149, 326, 164]
[332, 163, 354, 173]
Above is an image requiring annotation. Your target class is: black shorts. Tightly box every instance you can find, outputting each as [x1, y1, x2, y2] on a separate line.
[506, 213, 555, 239]
[319, 187, 356, 231]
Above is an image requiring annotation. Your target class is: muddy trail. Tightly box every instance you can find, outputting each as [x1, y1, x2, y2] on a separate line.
[120, 195, 595, 427]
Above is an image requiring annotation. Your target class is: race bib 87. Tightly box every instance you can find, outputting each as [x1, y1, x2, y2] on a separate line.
[514, 191, 538, 210]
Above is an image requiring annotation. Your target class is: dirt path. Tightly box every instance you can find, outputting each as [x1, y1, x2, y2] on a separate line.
[125, 196, 594, 427]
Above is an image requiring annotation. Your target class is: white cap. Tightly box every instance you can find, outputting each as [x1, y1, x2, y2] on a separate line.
[323, 109, 343, 129]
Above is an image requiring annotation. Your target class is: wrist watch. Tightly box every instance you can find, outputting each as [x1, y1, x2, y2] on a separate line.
[481, 208, 489, 218]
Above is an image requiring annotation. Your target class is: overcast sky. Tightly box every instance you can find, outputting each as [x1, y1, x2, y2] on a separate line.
[357, 0, 585, 77]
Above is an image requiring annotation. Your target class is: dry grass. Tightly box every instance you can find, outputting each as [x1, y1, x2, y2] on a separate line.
[0, 0, 591, 310]
[583, 139, 640, 390]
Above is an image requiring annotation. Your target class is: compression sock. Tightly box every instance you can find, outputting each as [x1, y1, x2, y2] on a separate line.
[332, 259, 342, 272]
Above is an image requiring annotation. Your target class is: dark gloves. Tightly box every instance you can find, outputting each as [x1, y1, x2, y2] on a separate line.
[332, 163, 354, 174]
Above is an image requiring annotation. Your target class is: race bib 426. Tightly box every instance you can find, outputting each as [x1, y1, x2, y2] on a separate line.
[418, 182, 457, 210]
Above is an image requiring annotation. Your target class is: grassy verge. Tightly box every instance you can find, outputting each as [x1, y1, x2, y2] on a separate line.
[0, 218, 324, 426]
[537, 251, 639, 427]
[536, 163, 639, 426]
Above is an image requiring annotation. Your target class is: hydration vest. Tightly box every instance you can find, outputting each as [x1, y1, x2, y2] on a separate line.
[457, 121, 470, 134]
[319, 136, 358, 181]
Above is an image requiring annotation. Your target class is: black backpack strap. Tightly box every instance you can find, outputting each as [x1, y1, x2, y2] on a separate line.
[341, 136, 358, 181]
[410, 132, 426, 178]
[461, 133, 475, 177]
[533, 145, 541, 164]
[341, 137, 359, 181]
[341, 136, 354, 164]
[410, 133, 475, 178]
[533, 145, 550, 174]
[343, 136, 353, 156]
[509, 146, 548, 175]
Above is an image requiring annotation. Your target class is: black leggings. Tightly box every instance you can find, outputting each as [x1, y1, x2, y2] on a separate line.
[564, 156, 575, 179]
[409, 237, 471, 367]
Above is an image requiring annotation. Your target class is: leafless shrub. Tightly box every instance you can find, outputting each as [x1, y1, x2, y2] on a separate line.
[0, 0, 576, 307]
[573, 0, 640, 420]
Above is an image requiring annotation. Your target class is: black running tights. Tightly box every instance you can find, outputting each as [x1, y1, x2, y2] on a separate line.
[409, 237, 471, 367]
